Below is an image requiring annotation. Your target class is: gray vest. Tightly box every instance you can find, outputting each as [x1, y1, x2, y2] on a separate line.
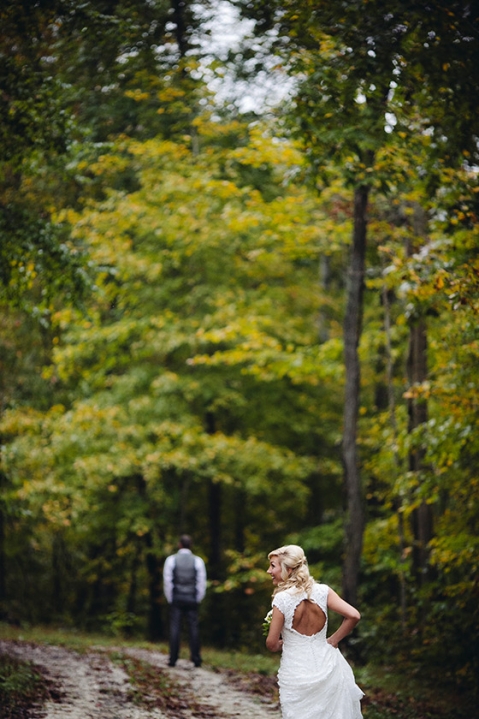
[173, 552, 197, 604]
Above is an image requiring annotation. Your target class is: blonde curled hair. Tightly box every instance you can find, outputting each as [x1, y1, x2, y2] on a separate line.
[268, 544, 315, 597]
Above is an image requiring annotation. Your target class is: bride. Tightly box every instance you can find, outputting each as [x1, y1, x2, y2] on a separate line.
[266, 544, 363, 719]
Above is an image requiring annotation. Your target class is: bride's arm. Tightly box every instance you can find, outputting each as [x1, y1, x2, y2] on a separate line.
[326, 588, 360, 648]
[266, 606, 285, 652]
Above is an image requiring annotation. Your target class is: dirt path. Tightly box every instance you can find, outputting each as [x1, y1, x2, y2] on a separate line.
[0, 640, 281, 719]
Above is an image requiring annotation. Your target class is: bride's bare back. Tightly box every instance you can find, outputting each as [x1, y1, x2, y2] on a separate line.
[292, 599, 326, 636]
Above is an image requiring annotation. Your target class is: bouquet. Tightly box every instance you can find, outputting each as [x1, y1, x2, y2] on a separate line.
[262, 609, 273, 637]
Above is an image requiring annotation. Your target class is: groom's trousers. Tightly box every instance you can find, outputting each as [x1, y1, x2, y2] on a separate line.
[168, 601, 201, 667]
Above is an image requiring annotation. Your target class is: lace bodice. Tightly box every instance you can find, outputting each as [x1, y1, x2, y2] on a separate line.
[272, 582, 329, 633]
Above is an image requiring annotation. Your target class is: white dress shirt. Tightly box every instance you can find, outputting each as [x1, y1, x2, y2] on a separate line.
[163, 548, 207, 604]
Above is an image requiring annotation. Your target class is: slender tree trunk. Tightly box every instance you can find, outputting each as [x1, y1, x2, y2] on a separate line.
[205, 412, 221, 576]
[133, 474, 163, 641]
[0, 470, 5, 619]
[407, 206, 433, 584]
[205, 411, 225, 645]
[342, 185, 368, 606]
[179, 473, 190, 532]
[381, 280, 407, 629]
[51, 532, 64, 616]
[318, 254, 331, 343]
[126, 542, 142, 615]
[234, 488, 246, 553]
[208, 480, 222, 573]
[145, 530, 163, 641]
[170, 0, 189, 59]
[407, 317, 433, 581]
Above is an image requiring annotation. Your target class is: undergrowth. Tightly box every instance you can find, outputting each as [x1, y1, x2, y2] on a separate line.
[0, 653, 50, 719]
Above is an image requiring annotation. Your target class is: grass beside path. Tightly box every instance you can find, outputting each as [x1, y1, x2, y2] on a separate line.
[0, 623, 473, 719]
[0, 652, 53, 719]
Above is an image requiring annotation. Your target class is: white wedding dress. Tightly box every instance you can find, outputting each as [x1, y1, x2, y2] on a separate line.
[272, 583, 363, 719]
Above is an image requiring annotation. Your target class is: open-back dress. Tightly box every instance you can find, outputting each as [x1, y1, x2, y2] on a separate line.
[272, 583, 363, 719]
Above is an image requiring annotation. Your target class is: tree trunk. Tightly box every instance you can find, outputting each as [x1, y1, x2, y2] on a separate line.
[407, 206, 433, 584]
[208, 479, 222, 573]
[179, 473, 190, 533]
[134, 473, 163, 641]
[126, 542, 142, 615]
[318, 254, 331, 343]
[205, 411, 226, 645]
[51, 532, 64, 616]
[145, 530, 163, 641]
[342, 184, 368, 606]
[381, 281, 407, 629]
[170, 0, 189, 59]
[407, 317, 433, 581]
[0, 471, 5, 619]
[234, 488, 246, 553]
[205, 413, 222, 576]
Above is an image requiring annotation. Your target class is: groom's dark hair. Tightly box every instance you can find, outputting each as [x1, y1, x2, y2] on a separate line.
[179, 534, 192, 549]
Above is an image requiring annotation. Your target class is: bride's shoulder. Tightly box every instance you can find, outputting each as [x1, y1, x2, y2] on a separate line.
[273, 588, 294, 602]
[312, 582, 330, 596]
[272, 587, 299, 609]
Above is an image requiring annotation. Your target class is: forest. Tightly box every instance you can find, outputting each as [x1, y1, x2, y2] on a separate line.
[0, 0, 478, 705]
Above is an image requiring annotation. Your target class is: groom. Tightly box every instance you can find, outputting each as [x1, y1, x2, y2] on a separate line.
[163, 534, 207, 667]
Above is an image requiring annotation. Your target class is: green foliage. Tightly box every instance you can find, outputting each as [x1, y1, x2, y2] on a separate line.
[0, 124, 347, 642]
[0, 653, 49, 719]
[0, 0, 206, 311]
[355, 166, 479, 683]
